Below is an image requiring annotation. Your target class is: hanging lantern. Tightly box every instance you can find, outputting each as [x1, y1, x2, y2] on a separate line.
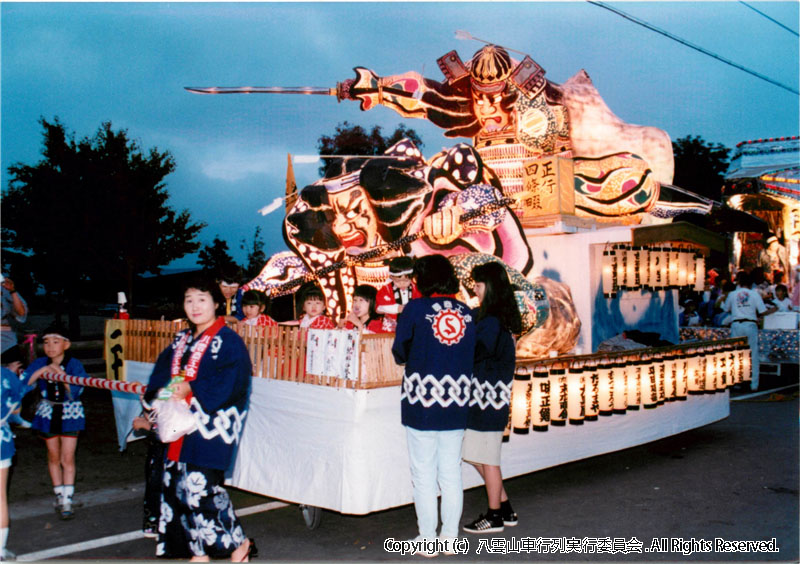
[584, 358, 600, 422]
[656, 351, 666, 405]
[658, 247, 669, 290]
[742, 345, 752, 385]
[678, 249, 690, 288]
[686, 254, 697, 288]
[668, 246, 680, 288]
[676, 350, 689, 400]
[715, 346, 728, 392]
[567, 364, 586, 425]
[626, 246, 638, 290]
[549, 364, 568, 426]
[648, 247, 661, 290]
[694, 254, 706, 292]
[704, 346, 717, 394]
[597, 358, 614, 416]
[531, 364, 550, 432]
[689, 348, 706, 395]
[734, 345, 745, 385]
[612, 360, 628, 414]
[664, 353, 677, 402]
[602, 248, 616, 298]
[511, 373, 532, 434]
[626, 355, 642, 410]
[642, 352, 658, 409]
[616, 244, 628, 292]
[638, 247, 651, 290]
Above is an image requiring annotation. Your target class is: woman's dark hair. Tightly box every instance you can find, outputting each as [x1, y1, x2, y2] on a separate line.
[471, 261, 523, 335]
[735, 270, 752, 288]
[182, 277, 225, 307]
[413, 254, 459, 297]
[353, 284, 380, 321]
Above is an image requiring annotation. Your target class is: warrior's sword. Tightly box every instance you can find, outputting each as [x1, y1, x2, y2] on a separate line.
[185, 86, 339, 96]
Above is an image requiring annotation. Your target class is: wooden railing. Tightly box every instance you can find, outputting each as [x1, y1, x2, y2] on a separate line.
[105, 319, 403, 389]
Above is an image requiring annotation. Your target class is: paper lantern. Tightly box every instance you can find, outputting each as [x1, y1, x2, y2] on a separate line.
[597, 359, 614, 416]
[686, 254, 697, 288]
[657, 248, 669, 290]
[704, 347, 717, 394]
[616, 244, 628, 292]
[531, 364, 550, 432]
[648, 247, 662, 290]
[694, 254, 706, 292]
[549, 365, 568, 426]
[584, 359, 599, 422]
[667, 247, 680, 288]
[656, 352, 666, 404]
[612, 361, 628, 414]
[602, 249, 616, 298]
[677, 249, 689, 288]
[676, 351, 689, 400]
[626, 357, 642, 411]
[664, 353, 677, 402]
[511, 373, 532, 434]
[642, 353, 658, 409]
[567, 365, 585, 425]
[716, 347, 728, 391]
[742, 346, 752, 384]
[688, 349, 706, 395]
[625, 247, 638, 290]
[733, 345, 744, 384]
[638, 247, 650, 289]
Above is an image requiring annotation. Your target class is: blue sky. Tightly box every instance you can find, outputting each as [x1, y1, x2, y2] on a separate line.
[2, 2, 798, 270]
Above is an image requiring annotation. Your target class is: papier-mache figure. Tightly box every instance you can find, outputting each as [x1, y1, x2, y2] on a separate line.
[248, 138, 534, 319]
[337, 43, 688, 220]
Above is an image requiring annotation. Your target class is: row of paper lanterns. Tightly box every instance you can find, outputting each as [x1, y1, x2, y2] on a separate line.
[507, 339, 750, 435]
[601, 244, 705, 297]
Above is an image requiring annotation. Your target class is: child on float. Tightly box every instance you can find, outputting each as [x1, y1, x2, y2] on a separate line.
[284, 283, 336, 329]
[339, 285, 396, 334]
[392, 254, 476, 554]
[1, 345, 34, 560]
[376, 256, 420, 320]
[23, 324, 88, 520]
[461, 261, 522, 534]
[771, 284, 796, 312]
[239, 290, 278, 327]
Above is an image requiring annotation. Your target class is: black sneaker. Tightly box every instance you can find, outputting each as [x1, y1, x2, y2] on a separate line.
[462, 513, 504, 534]
[142, 520, 158, 539]
[501, 507, 518, 527]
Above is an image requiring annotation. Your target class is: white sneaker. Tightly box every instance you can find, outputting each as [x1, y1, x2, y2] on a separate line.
[437, 536, 458, 556]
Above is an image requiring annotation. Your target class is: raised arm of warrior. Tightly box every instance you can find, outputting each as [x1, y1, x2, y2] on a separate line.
[339, 67, 473, 132]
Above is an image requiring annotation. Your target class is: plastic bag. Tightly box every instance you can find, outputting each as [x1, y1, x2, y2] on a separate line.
[153, 399, 197, 443]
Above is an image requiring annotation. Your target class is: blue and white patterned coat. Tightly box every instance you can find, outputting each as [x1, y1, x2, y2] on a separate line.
[1, 366, 34, 461]
[24, 356, 87, 434]
[145, 326, 252, 471]
[392, 296, 476, 431]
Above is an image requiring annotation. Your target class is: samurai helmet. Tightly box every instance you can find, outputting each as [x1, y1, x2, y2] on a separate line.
[469, 45, 513, 94]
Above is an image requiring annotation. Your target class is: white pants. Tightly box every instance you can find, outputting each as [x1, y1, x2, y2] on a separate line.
[731, 320, 760, 390]
[405, 427, 465, 539]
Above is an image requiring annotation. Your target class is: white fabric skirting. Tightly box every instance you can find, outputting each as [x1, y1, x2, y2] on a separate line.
[229, 378, 729, 515]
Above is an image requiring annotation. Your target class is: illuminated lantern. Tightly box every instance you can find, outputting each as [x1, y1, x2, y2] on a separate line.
[567, 364, 586, 425]
[676, 350, 689, 400]
[716, 346, 728, 391]
[597, 358, 614, 416]
[734, 345, 745, 385]
[656, 351, 666, 404]
[612, 360, 628, 414]
[687, 254, 697, 288]
[704, 346, 717, 394]
[694, 254, 706, 292]
[677, 249, 689, 288]
[664, 353, 676, 402]
[689, 348, 706, 395]
[616, 244, 628, 292]
[511, 373, 532, 434]
[667, 247, 680, 288]
[742, 345, 752, 384]
[648, 247, 662, 290]
[638, 247, 651, 289]
[584, 358, 600, 422]
[626, 356, 642, 410]
[602, 248, 616, 298]
[549, 365, 568, 426]
[626, 246, 638, 290]
[657, 247, 669, 290]
[531, 364, 550, 432]
[642, 352, 658, 409]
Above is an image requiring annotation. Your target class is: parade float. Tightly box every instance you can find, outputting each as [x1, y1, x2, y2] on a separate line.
[98, 39, 750, 525]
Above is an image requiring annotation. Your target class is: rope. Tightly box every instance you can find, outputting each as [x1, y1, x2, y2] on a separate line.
[39, 372, 145, 395]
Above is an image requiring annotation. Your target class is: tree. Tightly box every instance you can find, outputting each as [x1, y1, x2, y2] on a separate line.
[316, 122, 424, 177]
[198, 236, 239, 277]
[671, 135, 731, 202]
[2, 117, 205, 335]
[240, 226, 266, 279]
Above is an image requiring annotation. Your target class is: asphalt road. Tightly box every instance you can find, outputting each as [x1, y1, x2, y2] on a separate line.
[6, 386, 798, 563]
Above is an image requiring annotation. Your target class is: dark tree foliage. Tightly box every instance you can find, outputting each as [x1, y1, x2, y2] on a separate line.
[241, 226, 266, 279]
[316, 122, 424, 177]
[2, 117, 205, 334]
[671, 135, 731, 202]
[198, 236, 239, 277]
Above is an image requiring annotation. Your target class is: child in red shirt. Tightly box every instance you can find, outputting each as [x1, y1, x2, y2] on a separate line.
[284, 284, 336, 329]
[239, 290, 278, 327]
[340, 285, 396, 334]
[376, 256, 420, 320]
